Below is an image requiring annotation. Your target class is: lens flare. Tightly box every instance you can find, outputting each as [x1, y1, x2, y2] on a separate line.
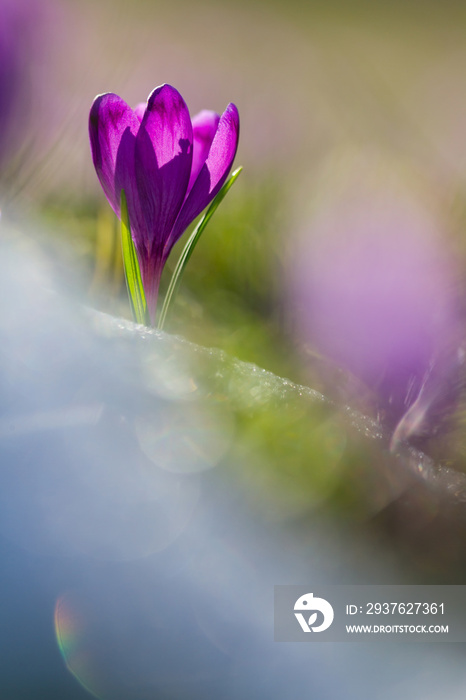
[135, 399, 233, 474]
[54, 592, 103, 699]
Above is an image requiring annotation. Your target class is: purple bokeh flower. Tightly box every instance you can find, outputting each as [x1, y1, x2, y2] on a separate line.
[0, 0, 50, 173]
[290, 168, 461, 426]
[89, 84, 239, 322]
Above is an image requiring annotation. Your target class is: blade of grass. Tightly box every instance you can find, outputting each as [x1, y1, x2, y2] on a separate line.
[120, 190, 150, 326]
[158, 166, 243, 330]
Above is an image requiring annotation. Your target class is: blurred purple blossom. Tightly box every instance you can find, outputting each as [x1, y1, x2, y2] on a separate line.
[89, 84, 239, 322]
[291, 168, 461, 424]
[0, 0, 50, 172]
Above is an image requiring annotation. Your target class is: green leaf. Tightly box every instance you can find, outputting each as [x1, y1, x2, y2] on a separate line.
[120, 190, 150, 326]
[158, 166, 243, 330]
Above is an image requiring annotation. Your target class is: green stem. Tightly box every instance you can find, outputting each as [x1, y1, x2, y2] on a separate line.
[158, 166, 242, 330]
[120, 190, 150, 326]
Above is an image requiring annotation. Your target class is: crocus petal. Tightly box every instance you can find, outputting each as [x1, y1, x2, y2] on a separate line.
[89, 93, 141, 217]
[166, 102, 239, 254]
[187, 110, 220, 195]
[134, 84, 193, 257]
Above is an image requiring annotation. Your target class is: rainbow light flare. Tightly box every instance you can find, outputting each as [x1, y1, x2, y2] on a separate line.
[54, 592, 103, 699]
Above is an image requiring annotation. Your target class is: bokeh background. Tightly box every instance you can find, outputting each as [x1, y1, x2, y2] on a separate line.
[3, 0, 466, 698]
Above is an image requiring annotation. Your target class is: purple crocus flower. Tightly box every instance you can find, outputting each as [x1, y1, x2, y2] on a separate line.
[290, 171, 461, 429]
[89, 84, 240, 322]
[0, 0, 51, 174]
